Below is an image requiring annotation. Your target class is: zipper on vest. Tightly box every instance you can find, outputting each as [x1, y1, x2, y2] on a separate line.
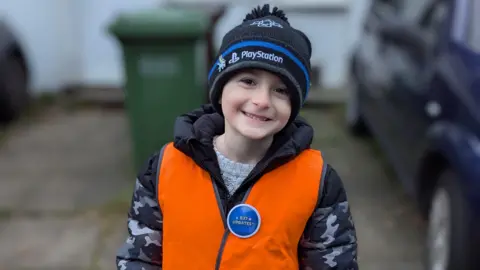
[214, 230, 230, 270]
[211, 175, 257, 270]
[211, 175, 230, 270]
[211, 176, 227, 224]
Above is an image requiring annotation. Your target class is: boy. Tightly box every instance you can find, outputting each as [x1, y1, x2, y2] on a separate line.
[117, 4, 358, 269]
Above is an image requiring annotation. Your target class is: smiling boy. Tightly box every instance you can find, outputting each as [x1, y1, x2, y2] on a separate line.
[117, 4, 358, 270]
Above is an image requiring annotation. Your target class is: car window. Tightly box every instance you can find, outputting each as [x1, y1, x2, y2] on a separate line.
[372, 0, 402, 15]
[419, 1, 448, 28]
[418, 1, 449, 48]
[364, 0, 402, 33]
[374, 0, 401, 8]
[467, 0, 480, 52]
[397, 0, 432, 23]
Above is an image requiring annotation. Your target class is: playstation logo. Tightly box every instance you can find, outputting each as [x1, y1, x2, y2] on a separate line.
[228, 52, 240, 64]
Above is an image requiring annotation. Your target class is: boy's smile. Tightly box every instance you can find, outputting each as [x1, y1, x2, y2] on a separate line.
[242, 111, 272, 122]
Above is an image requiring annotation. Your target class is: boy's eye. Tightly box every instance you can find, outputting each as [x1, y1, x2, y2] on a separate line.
[274, 88, 289, 96]
[240, 78, 256, 86]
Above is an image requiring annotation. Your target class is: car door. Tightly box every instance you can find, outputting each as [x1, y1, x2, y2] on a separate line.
[382, 0, 450, 182]
[358, 0, 404, 137]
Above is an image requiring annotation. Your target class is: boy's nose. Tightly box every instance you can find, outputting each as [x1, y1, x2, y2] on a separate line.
[251, 88, 271, 108]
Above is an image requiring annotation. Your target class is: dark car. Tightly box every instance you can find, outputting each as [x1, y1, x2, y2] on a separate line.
[346, 0, 480, 269]
[0, 20, 29, 124]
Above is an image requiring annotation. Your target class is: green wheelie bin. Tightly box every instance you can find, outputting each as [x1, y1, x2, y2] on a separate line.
[109, 8, 209, 171]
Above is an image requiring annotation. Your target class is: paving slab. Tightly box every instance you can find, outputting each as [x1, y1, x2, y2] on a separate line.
[0, 109, 132, 213]
[0, 215, 100, 269]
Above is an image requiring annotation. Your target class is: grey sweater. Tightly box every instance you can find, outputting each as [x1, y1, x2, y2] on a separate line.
[214, 147, 255, 195]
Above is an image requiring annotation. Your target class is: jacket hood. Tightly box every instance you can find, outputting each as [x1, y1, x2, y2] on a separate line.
[173, 104, 314, 174]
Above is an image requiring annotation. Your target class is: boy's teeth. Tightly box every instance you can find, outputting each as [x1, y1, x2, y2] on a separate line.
[245, 112, 268, 121]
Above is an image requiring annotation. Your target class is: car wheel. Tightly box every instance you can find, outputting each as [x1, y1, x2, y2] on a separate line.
[426, 170, 473, 270]
[0, 55, 29, 123]
[345, 73, 369, 136]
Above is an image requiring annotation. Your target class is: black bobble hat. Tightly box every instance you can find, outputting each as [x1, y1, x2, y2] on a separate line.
[207, 4, 312, 126]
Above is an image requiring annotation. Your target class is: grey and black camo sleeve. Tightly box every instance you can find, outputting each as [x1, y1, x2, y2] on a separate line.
[299, 165, 359, 269]
[116, 153, 163, 270]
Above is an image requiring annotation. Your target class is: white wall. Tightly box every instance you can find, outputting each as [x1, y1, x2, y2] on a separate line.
[290, 12, 350, 89]
[79, 0, 162, 86]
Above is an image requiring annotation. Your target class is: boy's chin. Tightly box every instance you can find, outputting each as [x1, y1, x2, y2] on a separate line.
[238, 128, 276, 141]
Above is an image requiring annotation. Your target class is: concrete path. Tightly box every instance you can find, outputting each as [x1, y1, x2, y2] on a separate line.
[0, 107, 132, 270]
[0, 105, 426, 269]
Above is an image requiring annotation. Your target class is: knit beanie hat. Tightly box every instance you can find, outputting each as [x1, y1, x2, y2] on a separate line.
[208, 4, 312, 126]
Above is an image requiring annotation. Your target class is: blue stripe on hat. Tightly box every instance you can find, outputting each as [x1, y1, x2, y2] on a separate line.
[208, 40, 310, 100]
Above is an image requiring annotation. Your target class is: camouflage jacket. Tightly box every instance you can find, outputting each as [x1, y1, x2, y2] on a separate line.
[116, 105, 358, 270]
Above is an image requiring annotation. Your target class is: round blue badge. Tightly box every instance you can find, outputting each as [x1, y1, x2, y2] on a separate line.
[227, 204, 261, 238]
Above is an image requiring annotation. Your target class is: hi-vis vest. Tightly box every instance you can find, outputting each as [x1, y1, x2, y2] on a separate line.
[157, 142, 325, 270]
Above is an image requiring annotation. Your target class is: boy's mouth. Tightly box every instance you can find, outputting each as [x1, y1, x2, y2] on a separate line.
[242, 111, 272, 121]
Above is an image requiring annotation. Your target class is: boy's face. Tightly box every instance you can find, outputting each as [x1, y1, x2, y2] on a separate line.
[220, 69, 292, 140]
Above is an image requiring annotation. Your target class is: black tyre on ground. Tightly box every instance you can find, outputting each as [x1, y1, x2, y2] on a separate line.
[0, 55, 29, 124]
[426, 169, 476, 270]
[345, 73, 370, 136]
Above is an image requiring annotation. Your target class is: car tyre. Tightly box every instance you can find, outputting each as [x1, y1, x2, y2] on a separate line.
[426, 169, 474, 270]
[0, 55, 29, 123]
[345, 74, 369, 136]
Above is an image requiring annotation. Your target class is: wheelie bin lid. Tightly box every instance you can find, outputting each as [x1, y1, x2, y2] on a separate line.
[108, 7, 209, 40]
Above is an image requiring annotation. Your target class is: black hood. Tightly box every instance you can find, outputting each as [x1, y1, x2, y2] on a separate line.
[173, 104, 314, 176]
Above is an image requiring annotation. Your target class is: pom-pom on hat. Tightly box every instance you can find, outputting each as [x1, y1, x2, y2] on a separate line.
[208, 4, 312, 126]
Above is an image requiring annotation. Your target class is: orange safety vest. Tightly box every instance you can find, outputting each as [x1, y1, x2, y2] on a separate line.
[157, 142, 325, 270]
